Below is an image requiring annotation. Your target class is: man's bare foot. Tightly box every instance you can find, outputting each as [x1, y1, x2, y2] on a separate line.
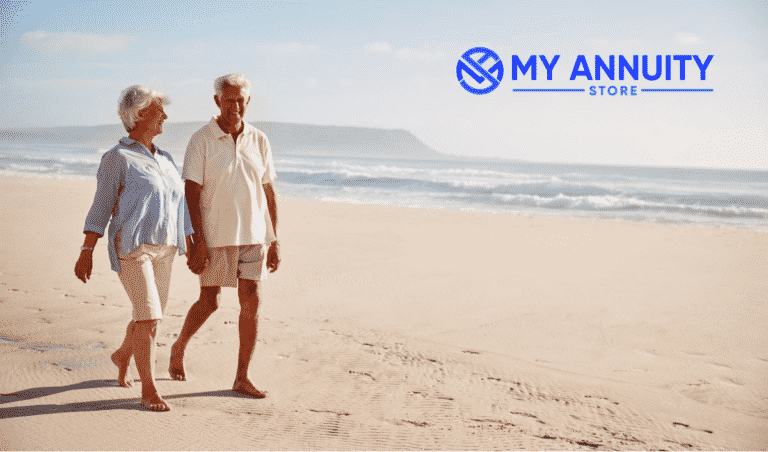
[168, 342, 186, 381]
[233, 378, 266, 398]
[110, 350, 133, 388]
[140, 392, 170, 412]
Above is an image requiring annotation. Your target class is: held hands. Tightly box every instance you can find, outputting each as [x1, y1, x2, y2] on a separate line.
[74, 251, 93, 283]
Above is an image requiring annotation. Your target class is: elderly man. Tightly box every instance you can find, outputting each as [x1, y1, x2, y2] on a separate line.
[169, 74, 280, 398]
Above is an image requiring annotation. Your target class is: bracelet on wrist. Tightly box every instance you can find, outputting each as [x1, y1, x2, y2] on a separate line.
[80, 246, 94, 252]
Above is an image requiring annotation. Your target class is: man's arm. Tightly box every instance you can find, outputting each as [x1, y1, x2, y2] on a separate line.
[186, 180, 208, 274]
[264, 182, 280, 272]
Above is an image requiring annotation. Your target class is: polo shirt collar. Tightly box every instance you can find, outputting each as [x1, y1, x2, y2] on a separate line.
[209, 116, 253, 139]
[209, 117, 229, 139]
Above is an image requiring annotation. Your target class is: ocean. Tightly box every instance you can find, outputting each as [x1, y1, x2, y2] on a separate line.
[1, 142, 766, 232]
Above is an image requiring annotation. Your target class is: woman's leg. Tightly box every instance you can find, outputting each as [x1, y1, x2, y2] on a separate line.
[117, 245, 174, 411]
[111, 320, 135, 387]
[133, 319, 169, 411]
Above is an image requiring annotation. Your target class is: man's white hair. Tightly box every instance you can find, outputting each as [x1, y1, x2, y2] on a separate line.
[214, 74, 251, 99]
[118, 85, 169, 131]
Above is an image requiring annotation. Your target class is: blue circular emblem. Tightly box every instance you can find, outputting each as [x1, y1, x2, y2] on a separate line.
[456, 47, 504, 95]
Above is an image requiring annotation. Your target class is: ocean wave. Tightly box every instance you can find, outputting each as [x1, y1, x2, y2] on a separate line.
[487, 193, 768, 219]
[0, 169, 92, 180]
[6, 163, 68, 173]
[280, 160, 547, 180]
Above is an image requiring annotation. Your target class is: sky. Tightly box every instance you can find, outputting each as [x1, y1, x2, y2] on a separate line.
[0, 0, 766, 169]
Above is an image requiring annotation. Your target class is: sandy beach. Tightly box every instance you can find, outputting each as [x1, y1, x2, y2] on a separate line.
[0, 174, 766, 450]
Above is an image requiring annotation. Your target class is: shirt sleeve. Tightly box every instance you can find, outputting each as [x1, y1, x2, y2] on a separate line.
[165, 151, 195, 237]
[182, 198, 194, 236]
[261, 133, 277, 184]
[182, 130, 206, 185]
[83, 149, 123, 235]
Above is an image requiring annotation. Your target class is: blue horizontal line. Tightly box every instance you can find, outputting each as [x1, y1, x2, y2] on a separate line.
[513, 89, 585, 92]
[641, 89, 714, 92]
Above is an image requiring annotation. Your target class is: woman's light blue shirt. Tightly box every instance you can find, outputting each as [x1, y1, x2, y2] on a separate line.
[83, 137, 194, 273]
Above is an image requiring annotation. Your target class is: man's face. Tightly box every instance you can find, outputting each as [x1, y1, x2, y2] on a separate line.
[215, 84, 250, 131]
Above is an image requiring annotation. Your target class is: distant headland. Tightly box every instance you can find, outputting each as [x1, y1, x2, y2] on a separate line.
[0, 121, 446, 160]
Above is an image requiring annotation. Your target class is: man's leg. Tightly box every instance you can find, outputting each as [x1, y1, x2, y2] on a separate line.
[111, 320, 135, 388]
[232, 278, 265, 398]
[168, 286, 221, 381]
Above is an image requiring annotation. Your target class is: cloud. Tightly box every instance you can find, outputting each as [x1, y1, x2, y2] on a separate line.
[267, 43, 318, 53]
[365, 42, 445, 62]
[412, 75, 436, 83]
[680, 127, 768, 169]
[675, 32, 703, 45]
[19, 31, 137, 54]
[305, 78, 317, 88]
[395, 47, 445, 62]
[365, 42, 392, 53]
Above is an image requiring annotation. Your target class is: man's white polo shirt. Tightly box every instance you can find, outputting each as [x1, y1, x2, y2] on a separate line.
[182, 117, 277, 248]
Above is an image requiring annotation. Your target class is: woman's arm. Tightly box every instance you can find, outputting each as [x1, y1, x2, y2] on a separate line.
[83, 151, 122, 235]
[77, 149, 123, 282]
[74, 232, 101, 283]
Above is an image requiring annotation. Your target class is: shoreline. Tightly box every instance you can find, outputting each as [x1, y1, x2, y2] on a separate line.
[0, 174, 766, 449]
[2, 169, 766, 234]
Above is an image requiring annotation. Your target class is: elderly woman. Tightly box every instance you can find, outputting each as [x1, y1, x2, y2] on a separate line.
[74, 86, 193, 412]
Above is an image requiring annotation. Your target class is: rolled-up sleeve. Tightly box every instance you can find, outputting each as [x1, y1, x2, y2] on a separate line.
[166, 152, 195, 242]
[84, 150, 123, 235]
[182, 199, 194, 236]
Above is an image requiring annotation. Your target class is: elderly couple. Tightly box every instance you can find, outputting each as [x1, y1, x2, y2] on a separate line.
[73, 74, 279, 411]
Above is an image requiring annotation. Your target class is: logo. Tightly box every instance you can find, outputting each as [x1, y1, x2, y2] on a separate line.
[456, 47, 504, 95]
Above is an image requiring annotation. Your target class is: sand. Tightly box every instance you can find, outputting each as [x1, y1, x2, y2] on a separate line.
[0, 174, 766, 450]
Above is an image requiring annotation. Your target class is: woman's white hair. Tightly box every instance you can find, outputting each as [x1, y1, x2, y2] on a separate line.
[118, 85, 169, 131]
[214, 74, 251, 99]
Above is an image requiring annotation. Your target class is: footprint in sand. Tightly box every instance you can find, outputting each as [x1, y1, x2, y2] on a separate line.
[510, 411, 546, 424]
[402, 420, 430, 427]
[585, 395, 619, 405]
[348, 370, 376, 380]
[308, 409, 350, 416]
[635, 349, 659, 357]
[717, 377, 743, 387]
[672, 421, 712, 437]
[710, 362, 731, 369]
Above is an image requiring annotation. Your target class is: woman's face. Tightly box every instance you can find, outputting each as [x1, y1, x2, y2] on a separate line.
[135, 101, 167, 136]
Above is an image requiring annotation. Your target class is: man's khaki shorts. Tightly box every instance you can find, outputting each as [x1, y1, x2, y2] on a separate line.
[200, 244, 268, 288]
